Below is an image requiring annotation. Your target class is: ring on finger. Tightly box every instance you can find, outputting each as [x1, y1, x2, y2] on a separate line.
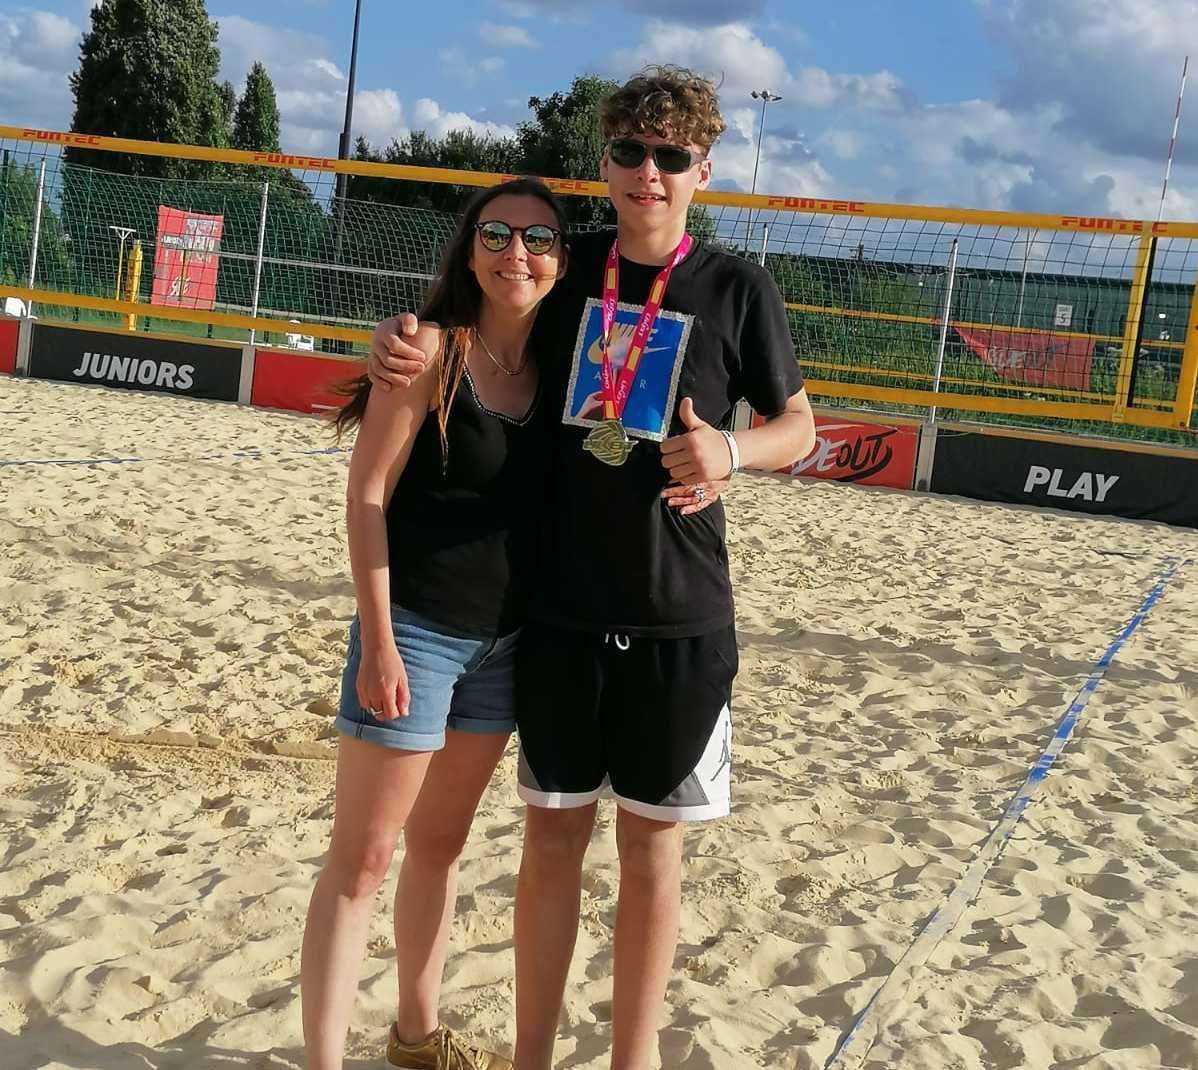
[693, 485, 707, 502]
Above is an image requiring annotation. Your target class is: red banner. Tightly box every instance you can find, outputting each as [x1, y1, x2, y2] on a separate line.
[151, 207, 224, 310]
[956, 326, 1094, 391]
[251, 348, 357, 414]
[750, 412, 919, 489]
[0, 317, 18, 374]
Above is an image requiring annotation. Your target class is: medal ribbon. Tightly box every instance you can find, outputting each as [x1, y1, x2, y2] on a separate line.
[599, 233, 692, 421]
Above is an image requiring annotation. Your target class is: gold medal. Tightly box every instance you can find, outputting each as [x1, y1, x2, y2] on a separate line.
[583, 419, 635, 466]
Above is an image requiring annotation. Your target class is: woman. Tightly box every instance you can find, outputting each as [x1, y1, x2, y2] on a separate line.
[301, 179, 565, 1070]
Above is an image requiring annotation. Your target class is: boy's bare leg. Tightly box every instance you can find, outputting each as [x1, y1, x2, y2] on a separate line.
[610, 809, 683, 1070]
[513, 802, 597, 1070]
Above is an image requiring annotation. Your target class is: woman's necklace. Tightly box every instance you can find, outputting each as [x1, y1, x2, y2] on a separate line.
[475, 329, 529, 376]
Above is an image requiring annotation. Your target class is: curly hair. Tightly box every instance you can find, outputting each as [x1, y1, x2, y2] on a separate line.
[599, 65, 726, 152]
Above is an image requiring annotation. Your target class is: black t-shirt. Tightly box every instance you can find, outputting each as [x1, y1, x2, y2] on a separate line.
[529, 231, 804, 637]
[387, 368, 549, 637]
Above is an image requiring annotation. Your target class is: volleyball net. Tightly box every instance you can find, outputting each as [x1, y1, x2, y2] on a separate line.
[2, 124, 1197, 443]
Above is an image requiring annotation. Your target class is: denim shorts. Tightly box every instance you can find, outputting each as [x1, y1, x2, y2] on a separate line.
[334, 604, 518, 752]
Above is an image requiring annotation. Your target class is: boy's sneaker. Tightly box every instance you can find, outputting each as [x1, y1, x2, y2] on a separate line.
[385, 1023, 512, 1070]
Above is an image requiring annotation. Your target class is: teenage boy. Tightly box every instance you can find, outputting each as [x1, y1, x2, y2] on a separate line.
[368, 66, 815, 1070]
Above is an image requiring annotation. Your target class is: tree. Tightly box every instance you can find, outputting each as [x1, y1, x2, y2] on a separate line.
[518, 75, 616, 229]
[348, 130, 521, 213]
[66, 0, 226, 178]
[232, 63, 282, 154]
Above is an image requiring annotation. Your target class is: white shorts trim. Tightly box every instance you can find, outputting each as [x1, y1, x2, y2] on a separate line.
[518, 781, 607, 810]
[612, 793, 730, 823]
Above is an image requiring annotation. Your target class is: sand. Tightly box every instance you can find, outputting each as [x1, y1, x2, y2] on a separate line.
[1, 373, 1196, 1070]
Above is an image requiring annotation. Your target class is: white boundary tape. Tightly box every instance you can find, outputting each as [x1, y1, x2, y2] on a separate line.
[827, 556, 1187, 1068]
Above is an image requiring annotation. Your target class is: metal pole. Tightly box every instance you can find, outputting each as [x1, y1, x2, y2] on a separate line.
[746, 90, 781, 254]
[1158, 54, 1189, 223]
[249, 180, 270, 346]
[0, 149, 10, 282]
[928, 238, 960, 425]
[331, 0, 363, 351]
[759, 223, 769, 267]
[26, 159, 46, 317]
[1015, 229, 1031, 329]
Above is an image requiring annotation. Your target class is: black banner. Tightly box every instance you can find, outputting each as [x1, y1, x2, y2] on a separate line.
[931, 428, 1198, 528]
[29, 325, 242, 402]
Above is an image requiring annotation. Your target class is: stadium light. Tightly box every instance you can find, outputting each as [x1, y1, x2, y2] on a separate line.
[747, 90, 783, 252]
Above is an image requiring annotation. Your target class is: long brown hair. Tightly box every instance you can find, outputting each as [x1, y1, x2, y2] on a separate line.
[332, 179, 568, 454]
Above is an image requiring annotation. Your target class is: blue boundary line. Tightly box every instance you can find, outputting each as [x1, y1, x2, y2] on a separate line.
[0, 446, 351, 468]
[827, 555, 1187, 1068]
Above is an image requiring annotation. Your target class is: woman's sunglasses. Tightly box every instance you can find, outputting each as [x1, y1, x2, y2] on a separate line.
[607, 137, 705, 175]
[475, 220, 561, 256]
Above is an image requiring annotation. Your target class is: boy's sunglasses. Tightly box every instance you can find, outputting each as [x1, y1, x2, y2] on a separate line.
[475, 220, 561, 256]
[607, 137, 705, 175]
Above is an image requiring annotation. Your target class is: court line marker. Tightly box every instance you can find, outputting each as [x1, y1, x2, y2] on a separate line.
[826, 556, 1187, 1069]
[0, 446, 351, 468]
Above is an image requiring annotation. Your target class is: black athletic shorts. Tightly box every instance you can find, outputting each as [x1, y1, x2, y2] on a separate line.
[514, 623, 737, 822]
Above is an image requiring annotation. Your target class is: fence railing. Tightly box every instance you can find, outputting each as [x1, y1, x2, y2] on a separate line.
[2, 124, 1197, 444]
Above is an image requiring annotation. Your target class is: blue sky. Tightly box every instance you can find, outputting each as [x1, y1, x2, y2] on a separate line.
[2, 0, 1197, 220]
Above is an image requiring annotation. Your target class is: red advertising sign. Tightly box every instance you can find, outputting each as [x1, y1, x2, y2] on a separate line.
[151, 207, 224, 310]
[0, 317, 18, 374]
[750, 412, 919, 489]
[955, 326, 1094, 391]
[251, 348, 357, 414]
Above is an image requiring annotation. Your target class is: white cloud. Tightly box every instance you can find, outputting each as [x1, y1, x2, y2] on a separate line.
[410, 97, 516, 141]
[478, 21, 539, 48]
[439, 48, 506, 88]
[820, 130, 862, 160]
[0, 9, 82, 129]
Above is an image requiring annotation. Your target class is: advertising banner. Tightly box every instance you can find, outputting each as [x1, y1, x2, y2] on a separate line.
[750, 412, 919, 489]
[956, 326, 1094, 391]
[930, 428, 1198, 528]
[151, 207, 224, 310]
[251, 348, 357, 414]
[0, 317, 18, 374]
[28, 325, 242, 402]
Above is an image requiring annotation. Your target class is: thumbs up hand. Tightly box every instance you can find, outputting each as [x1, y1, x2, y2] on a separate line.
[660, 397, 735, 484]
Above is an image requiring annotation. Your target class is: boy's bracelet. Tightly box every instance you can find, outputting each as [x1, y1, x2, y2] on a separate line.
[720, 430, 741, 476]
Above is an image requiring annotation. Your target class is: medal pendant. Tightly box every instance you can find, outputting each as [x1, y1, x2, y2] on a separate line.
[583, 419, 635, 466]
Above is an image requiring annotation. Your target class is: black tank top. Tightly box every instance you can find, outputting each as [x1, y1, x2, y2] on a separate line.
[386, 368, 548, 637]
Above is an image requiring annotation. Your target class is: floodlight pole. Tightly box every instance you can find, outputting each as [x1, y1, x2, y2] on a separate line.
[330, 0, 363, 350]
[747, 90, 782, 252]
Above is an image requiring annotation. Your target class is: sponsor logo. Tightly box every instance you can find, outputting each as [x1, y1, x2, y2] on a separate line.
[71, 350, 195, 391]
[22, 129, 100, 146]
[794, 423, 900, 483]
[1060, 216, 1143, 233]
[1023, 464, 1119, 503]
[251, 152, 336, 171]
[765, 196, 866, 213]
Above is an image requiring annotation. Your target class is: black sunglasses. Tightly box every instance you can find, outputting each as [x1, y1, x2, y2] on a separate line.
[475, 220, 561, 256]
[607, 137, 705, 175]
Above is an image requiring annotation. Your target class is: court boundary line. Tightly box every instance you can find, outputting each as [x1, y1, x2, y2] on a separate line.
[826, 556, 1187, 1068]
[0, 446, 351, 468]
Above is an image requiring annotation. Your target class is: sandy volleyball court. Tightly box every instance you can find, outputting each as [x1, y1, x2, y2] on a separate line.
[1, 374, 1196, 1070]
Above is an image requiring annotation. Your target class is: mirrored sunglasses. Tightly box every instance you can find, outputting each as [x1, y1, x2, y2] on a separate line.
[475, 220, 561, 256]
[607, 137, 705, 175]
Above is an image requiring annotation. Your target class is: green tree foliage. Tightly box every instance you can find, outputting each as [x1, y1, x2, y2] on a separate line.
[66, 0, 226, 178]
[347, 131, 521, 213]
[0, 157, 72, 289]
[232, 63, 282, 154]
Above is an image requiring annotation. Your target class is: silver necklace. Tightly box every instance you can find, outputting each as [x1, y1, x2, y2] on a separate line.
[475, 330, 528, 377]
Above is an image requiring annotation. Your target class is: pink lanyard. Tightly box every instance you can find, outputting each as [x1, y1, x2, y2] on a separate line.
[598, 234, 692, 422]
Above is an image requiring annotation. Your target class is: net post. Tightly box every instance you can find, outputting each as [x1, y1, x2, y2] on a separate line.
[1112, 233, 1156, 421]
[249, 180, 270, 346]
[759, 222, 769, 267]
[927, 237, 960, 424]
[25, 159, 46, 318]
[1173, 266, 1198, 427]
